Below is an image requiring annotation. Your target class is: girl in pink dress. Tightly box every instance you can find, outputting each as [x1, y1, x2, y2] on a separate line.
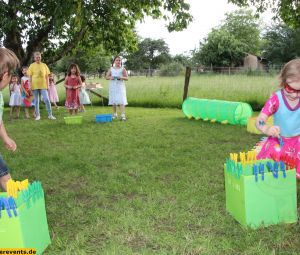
[20, 66, 34, 118]
[48, 73, 59, 109]
[64, 64, 82, 115]
[255, 58, 300, 178]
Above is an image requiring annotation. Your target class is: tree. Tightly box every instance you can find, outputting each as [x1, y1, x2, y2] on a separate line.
[221, 9, 261, 54]
[0, 0, 192, 66]
[193, 9, 261, 67]
[261, 23, 300, 65]
[125, 38, 171, 72]
[195, 28, 245, 67]
[228, 0, 300, 28]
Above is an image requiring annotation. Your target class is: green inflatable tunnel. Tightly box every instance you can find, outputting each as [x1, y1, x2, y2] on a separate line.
[182, 97, 253, 125]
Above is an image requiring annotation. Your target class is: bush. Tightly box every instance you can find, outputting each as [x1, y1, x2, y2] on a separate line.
[159, 62, 184, 77]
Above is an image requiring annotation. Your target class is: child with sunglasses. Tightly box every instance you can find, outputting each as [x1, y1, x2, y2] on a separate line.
[255, 58, 300, 178]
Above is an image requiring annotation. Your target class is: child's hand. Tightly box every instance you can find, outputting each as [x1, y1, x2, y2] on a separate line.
[4, 137, 17, 152]
[266, 125, 280, 137]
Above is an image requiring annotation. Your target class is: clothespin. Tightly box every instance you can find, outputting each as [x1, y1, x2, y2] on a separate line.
[237, 162, 243, 178]
[280, 161, 286, 178]
[259, 163, 264, 181]
[253, 164, 258, 182]
[240, 152, 246, 166]
[267, 161, 273, 173]
[278, 136, 284, 148]
[273, 162, 278, 178]
[8, 197, 17, 217]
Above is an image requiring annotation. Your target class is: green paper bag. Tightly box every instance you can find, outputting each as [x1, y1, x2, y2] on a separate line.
[0, 182, 51, 254]
[224, 162, 297, 228]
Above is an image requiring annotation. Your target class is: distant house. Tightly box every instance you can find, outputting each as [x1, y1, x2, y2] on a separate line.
[244, 53, 268, 71]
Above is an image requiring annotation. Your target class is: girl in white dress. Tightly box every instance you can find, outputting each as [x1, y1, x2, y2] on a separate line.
[106, 56, 128, 121]
[79, 75, 91, 112]
[9, 75, 22, 119]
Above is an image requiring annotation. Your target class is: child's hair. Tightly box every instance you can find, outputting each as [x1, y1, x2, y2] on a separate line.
[49, 72, 55, 81]
[279, 58, 300, 88]
[67, 63, 81, 76]
[80, 75, 86, 82]
[11, 74, 19, 82]
[111, 56, 122, 67]
[33, 51, 41, 57]
[22, 66, 28, 71]
[0, 48, 19, 81]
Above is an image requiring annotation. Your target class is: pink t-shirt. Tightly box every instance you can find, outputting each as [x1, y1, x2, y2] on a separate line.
[261, 93, 279, 116]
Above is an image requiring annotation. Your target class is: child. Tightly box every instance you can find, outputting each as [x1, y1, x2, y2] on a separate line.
[106, 56, 128, 121]
[9, 75, 22, 119]
[48, 73, 59, 109]
[0, 48, 19, 191]
[79, 75, 91, 112]
[20, 66, 35, 118]
[64, 64, 82, 115]
[255, 58, 300, 178]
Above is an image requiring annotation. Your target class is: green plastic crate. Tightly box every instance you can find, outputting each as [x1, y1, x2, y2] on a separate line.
[64, 115, 83, 125]
[224, 160, 297, 228]
[0, 182, 51, 254]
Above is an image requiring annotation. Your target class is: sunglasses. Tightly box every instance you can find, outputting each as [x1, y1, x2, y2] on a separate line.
[285, 83, 300, 93]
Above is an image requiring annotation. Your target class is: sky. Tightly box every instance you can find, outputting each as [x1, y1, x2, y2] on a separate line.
[136, 0, 273, 56]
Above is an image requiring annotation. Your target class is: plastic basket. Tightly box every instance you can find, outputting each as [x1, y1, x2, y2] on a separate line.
[64, 116, 83, 125]
[182, 97, 253, 125]
[95, 114, 112, 123]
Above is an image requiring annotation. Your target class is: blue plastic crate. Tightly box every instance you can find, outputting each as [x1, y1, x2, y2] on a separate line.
[95, 114, 112, 123]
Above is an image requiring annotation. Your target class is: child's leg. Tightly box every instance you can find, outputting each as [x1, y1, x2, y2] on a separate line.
[81, 105, 85, 111]
[75, 109, 78, 115]
[16, 106, 20, 118]
[9, 106, 13, 119]
[112, 105, 117, 118]
[0, 156, 11, 191]
[120, 105, 126, 120]
[25, 107, 30, 118]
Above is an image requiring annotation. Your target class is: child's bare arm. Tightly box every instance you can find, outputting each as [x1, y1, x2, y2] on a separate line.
[0, 123, 16, 152]
[121, 68, 128, 81]
[106, 70, 112, 80]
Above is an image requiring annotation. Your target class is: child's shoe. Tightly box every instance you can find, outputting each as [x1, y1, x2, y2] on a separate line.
[121, 114, 126, 121]
[35, 115, 41, 121]
[48, 115, 56, 120]
[112, 114, 118, 119]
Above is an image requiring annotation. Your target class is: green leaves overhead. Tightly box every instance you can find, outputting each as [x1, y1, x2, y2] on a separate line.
[0, 0, 192, 65]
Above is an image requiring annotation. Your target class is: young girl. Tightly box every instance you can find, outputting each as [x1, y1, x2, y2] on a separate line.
[9, 75, 22, 119]
[79, 75, 91, 112]
[106, 56, 128, 121]
[48, 73, 59, 109]
[20, 66, 34, 118]
[255, 58, 300, 178]
[64, 64, 82, 115]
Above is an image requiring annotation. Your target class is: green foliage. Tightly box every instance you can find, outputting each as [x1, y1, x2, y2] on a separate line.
[261, 23, 300, 65]
[228, 0, 300, 28]
[193, 9, 261, 67]
[0, 0, 192, 66]
[159, 61, 184, 76]
[125, 38, 171, 70]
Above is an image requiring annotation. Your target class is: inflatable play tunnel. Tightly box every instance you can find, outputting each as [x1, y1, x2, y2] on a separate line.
[182, 97, 253, 125]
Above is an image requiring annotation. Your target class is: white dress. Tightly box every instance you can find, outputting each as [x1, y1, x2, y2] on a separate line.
[9, 83, 22, 106]
[108, 67, 128, 105]
[80, 82, 91, 105]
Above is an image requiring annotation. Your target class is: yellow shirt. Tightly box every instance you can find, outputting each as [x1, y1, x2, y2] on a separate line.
[27, 62, 50, 90]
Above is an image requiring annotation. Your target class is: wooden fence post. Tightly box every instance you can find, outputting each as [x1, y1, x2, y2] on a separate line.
[183, 67, 191, 102]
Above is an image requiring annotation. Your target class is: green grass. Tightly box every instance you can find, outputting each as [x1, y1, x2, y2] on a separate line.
[3, 74, 278, 110]
[3, 106, 300, 255]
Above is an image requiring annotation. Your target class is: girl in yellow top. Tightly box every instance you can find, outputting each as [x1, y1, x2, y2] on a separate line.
[27, 52, 56, 120]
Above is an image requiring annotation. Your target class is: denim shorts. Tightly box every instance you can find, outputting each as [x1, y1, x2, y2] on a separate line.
[0, 155, 9, 177]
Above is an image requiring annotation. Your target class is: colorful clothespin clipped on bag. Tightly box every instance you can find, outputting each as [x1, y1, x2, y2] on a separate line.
[253, 164, 258, 182]
[266, 161, 273, 173]
[8, 197, 17, 217]
[259, 163, 264, 181]
[280, 161, 286, 178]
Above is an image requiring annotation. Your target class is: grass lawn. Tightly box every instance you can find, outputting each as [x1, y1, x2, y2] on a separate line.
[3, 106, 300, 254]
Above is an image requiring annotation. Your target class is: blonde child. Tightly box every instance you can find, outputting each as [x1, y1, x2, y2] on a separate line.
[9, 74, 22, 119]
[105, 56, 128, 121]
[79, 75, 91, 112]
[255, 58, 300, 178]
[0, 48, 19, 191]
[20, 66, 35, 118]
[64, 64, 82, 115]
[48, 73, 59, 109]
